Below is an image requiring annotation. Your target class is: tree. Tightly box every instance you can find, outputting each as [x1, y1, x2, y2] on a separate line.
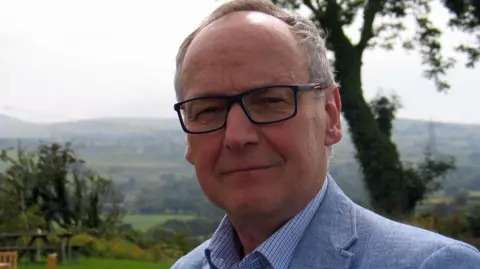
[271, 0, 478, 215]
[0, 190, 45, 233]
[370, 92, 402, 138]
[443, 0, 480, 67]
[0, 141, 124, 234]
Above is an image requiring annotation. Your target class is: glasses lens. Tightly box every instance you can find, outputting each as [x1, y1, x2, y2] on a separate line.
[243, 87, 295, 123]
[180, 97, 228, 133]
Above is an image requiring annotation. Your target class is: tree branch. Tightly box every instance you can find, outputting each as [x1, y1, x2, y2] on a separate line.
[303, 0, 324, 23]
[324, 0, 344, 31]
[356, 0, 383, 53]
[303, 0, 355, 51]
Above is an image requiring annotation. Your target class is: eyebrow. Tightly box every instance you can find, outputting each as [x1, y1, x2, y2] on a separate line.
[184, 75, 297, 99]
[186, 91, 230, 99]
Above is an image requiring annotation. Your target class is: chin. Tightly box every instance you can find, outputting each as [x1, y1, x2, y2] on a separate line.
[223, 192, 280, 217]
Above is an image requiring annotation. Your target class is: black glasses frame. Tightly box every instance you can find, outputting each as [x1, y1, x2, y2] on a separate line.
[173, 83, 322, 134]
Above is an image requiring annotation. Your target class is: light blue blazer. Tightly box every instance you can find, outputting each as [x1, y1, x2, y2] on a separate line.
[172, 176, 480, 268]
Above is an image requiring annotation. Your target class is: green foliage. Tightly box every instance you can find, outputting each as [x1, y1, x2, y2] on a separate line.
[132, 175, 223, 217]
[443, 0, 480, 68]
[149, 217, 221, 238]
[70, 233, 182, 263]
[370, 93, 402, 138]
[118, 216, 220, 257]
[465, 204, 480, 237]
[0, 141, 124, 234]
[402, 148, 456, 213]
[413, 192, 480, 242]
[122, 214, 197, 232]
[18, 258, 172, 269]
[0, 205, 45, 233]
[273, 0, 479, 91]
[407, 212, 471, 238]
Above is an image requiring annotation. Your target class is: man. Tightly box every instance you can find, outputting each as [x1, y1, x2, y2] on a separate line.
[170, 0, 480, 268]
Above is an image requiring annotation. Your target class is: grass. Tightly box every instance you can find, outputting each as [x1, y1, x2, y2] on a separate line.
[423, 197, 453, 205]
[469, 191, 480, 198]
[123, 214, 196, 231]
[18, 258, 172, 269]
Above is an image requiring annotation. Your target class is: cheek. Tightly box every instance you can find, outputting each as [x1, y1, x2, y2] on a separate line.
[188, 135, 223, 171]
[281, 116, 325, 166]
[263, 126, 305, 165]
[187, 136, 224, 203]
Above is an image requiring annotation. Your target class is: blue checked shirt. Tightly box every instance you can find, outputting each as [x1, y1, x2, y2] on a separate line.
[204, 179, 328, 269]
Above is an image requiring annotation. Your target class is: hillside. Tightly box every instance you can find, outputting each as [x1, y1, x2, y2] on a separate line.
[1, 114, 480, 208]
[0, 114, 47, 138]
[0, 115, 180, 138]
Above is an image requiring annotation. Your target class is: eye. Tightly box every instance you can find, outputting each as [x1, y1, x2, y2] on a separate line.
[200, 106, 220, 113]
[192, 105, 226, 122]
[261, 97, 285, 104]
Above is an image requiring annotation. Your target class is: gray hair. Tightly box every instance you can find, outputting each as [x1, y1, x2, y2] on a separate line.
[173, 0, 337, 102]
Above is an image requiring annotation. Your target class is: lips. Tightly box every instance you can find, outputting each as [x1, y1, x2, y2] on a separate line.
[221, 165, 275, 175]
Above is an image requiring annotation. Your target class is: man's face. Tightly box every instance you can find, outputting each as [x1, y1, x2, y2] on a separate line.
[179, 11, 342, 218]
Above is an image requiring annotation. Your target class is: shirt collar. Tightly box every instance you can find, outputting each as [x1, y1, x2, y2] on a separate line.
[205, 177, 329, 269]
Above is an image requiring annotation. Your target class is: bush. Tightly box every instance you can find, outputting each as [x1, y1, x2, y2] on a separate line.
[406, 212, 471, 238]
[465, 205, 480, 238]
[436, 214, 471, 238]
[69, 233, 181, 263]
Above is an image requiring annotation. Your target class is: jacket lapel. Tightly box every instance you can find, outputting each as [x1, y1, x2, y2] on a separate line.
[289, 175, 358, 269]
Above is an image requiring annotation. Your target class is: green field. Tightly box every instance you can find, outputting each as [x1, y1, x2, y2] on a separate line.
[469, 191, 480, 198]
[123, 214, 196, 231]
[19, 259, 171, 269]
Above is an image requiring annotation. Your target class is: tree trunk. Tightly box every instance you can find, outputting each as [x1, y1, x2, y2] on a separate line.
[333, 44, 408, 215]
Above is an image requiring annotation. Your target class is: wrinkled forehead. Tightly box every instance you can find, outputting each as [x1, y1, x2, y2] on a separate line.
[180, 11, 309, 100]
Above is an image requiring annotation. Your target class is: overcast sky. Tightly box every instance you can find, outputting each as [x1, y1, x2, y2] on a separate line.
[0, 0, 479, 124]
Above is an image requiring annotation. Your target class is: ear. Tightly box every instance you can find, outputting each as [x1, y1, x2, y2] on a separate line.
[324, 86, 342, 146]
[185, 136, 194, 164]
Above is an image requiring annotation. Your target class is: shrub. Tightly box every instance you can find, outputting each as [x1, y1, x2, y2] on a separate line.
[465, 205, 480, 238]
[406, 212, 471, 238]
[69, 233, 181, 263]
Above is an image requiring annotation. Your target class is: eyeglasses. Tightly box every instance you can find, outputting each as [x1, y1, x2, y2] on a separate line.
[173, 83, 324, 134]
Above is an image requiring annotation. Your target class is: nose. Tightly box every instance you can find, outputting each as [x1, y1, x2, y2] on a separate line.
[223, 103, 260, 151]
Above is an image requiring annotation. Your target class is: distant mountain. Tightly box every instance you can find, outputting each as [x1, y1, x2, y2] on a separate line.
[0, 114, 48, 138]
[0, 115, 181, 138]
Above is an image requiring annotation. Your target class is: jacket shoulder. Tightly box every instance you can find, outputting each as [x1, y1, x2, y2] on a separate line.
[170, 240, 210, 269]
[419, 242, 480, 268]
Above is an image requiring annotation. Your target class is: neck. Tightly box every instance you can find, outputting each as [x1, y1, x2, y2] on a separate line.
[229, 213, 290, 256]
[228, 176, 326, 256]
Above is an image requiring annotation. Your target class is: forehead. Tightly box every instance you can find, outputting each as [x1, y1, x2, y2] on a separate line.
[180, 11, 309, 99]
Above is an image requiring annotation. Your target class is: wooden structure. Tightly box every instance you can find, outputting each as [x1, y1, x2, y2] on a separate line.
[46, 253, 57, 269]
[0, 251, 17, 269]
[0, 232, 78, 263]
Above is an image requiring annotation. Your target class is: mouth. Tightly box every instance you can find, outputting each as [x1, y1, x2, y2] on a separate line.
[222, 165, 275, 176]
